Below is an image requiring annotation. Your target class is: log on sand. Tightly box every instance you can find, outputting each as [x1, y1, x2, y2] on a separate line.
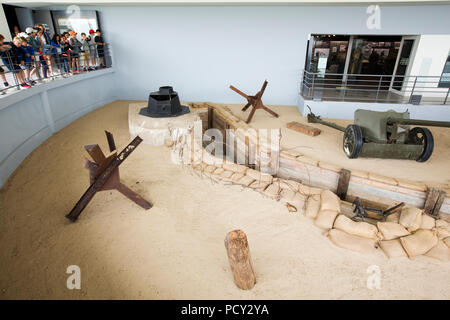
[224, 230, 256, 290]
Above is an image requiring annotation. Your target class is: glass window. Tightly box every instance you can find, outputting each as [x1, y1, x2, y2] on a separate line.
[439, 51, 450, 88]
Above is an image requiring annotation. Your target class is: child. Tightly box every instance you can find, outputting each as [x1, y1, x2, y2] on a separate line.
[0, 34, 11, 89]
[87, 29, 97, 68]
[20, 36, 37, 85]
[68, 31, 81, 73]
[11, 36, 30, 88]
[80, 33, 90, 71]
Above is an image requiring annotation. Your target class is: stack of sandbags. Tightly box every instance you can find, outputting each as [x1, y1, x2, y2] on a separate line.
[314, 190, 340, 229]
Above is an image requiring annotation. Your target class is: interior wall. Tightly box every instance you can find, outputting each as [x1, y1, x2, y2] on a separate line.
[14, 7, 34, 32]
[93, 4, 450, 106]
[0, 5, 13, 40]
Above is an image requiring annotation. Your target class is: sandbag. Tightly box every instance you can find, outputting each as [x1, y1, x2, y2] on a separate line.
[305, 194, 321, 219]
[399, 206, 422, 232]
[245, 169, 273, 183]
[320, 190, 341, 212]
[436, 227, 450, 240]
[222, 162, 247, 174]
[443, 237, 450, 248]
[377, 222, 410, 240]
[231, 173, 244, 183]
[334, 215, 379, 239]
[284, 193, 307, 214]
[420, 214, 436, 230]
[298, 184, 322, 196]
[327, 229, 378, 254]
[204, 165, 217, 174]
[400, 229, 438, 258]
[379, 239, 408, 258]
[279, 179, 301, 192]
[264, 181, 281, 199]
[248, 181, 270, 191]
[424, 240, 450, 262]
[315, 210, 339, 230]
[386, 211, 400, 223]
[280, 189, 296, 201]
[236, 175, 255, 187]
[435, 219, 450, 239]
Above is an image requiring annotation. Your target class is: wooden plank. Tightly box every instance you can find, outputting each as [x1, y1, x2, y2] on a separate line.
[287, 121, 321, 137]
[336, 169, 351, 200]
[424, 188, 446, 218]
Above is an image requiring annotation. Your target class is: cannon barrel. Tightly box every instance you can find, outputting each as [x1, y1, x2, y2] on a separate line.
[387, 118, 450, 128]
[307, 112, 346, 132]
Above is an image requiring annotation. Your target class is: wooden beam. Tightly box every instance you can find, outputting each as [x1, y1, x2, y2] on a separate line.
[336, 169, 351, 200]
[286, 121, 321, 137]
[424, 188, 446, 218]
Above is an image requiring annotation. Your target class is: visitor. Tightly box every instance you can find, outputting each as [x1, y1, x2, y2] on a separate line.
[94, 29, 106, 68]
[80, 33, 91, 71]
[25, 27, 43, 81]
[36, 26, 54, 77]
[20, 36, 37, 85]
[0, 34, 12, 90]
[68, 31, 81, 73]
[50, 34, 65, 75]
[11, 36, 30, 88]
[87, 29, 97, 68]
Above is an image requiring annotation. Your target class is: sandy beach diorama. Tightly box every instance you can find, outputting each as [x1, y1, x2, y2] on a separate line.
[1, 81, 449, 300]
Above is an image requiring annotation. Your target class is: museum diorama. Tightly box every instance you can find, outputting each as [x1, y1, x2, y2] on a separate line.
[0, 0, 450, 303]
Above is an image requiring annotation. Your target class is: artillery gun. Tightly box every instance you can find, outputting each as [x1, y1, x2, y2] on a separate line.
[307, 107, 450, 162]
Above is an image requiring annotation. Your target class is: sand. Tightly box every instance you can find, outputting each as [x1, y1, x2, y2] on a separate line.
[222, 103, 450, 186]
[0, 100, 449, 300]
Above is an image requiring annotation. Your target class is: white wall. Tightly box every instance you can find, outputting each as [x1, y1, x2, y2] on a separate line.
[0, 69, 117, 187]
[93, 4, 450, 106]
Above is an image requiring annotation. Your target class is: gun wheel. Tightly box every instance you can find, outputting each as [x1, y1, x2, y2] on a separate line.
[408, 127, 434, 162]
[343, 124, 363, 159]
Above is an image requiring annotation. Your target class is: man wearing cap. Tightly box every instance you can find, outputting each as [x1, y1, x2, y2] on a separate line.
[87, 29, 97, 68]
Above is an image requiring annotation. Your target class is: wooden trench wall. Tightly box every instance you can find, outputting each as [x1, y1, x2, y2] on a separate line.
[188, 103, 450, 216]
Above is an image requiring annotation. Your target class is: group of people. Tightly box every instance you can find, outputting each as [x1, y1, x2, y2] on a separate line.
[0, 24, 107, 91]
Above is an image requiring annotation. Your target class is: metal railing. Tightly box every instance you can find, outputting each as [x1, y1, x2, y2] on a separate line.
[300, 69, 450, 105]
[1, 43, 112, 97]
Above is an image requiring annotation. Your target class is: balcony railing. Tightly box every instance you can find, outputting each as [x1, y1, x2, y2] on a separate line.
[300, 69, 450, 105]
[1, 43, 112, 97]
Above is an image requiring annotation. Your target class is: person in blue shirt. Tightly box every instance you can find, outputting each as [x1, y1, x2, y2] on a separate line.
[20, 36, 37, 85]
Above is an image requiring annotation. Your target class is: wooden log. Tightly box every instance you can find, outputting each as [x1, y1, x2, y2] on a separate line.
[336, 169, 351, 200]
[224, 230, 256, 290]
[286, 121, 321, 137]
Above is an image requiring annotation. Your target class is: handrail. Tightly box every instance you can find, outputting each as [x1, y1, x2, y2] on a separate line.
[300, 69, 450, 105]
